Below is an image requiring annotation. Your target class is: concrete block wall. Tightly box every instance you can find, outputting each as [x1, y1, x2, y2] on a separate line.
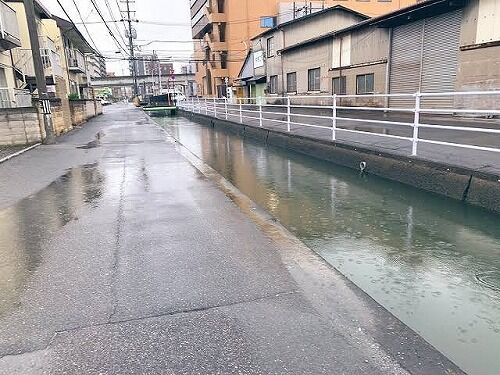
[69, 100, 87, 126]
[85, 100, 95, 119]
[95, 101, 103, 115]
[0, 98, 103, 146]
[70, 99, 102, 127]
[50, 99, 73, 136]
[0, 107, 42, 146]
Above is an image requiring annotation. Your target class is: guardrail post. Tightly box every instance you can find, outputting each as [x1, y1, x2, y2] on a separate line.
[286, 96, 291, 132]
[224, 97, 228, 120]
[332, 94, 337, 141]
[239, 100, 242, 123]
[258, 97, 263, 127]
[412, 92, 421, 156]
[213, 97, 217, 118]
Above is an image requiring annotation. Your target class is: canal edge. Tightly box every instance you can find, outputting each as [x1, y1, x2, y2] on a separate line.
[180, 110, 500, 215]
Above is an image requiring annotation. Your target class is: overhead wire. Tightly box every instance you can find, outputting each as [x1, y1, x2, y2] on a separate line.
[88, 0, 129, 55]
[66, 0, 101, 55]
[103, 0, 129, 50]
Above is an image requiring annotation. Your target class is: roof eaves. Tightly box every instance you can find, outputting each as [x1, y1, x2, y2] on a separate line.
[279, 0, 466, 54]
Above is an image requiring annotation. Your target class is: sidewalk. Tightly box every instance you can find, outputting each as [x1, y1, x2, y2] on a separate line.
[0, 104, 462, 374]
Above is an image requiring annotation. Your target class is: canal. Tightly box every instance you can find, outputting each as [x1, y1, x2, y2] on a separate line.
[154, 115, 500, 375]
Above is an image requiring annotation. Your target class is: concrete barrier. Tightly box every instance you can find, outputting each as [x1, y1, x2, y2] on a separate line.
[180, 110, 500, 214]
[0, 107, 42, 145]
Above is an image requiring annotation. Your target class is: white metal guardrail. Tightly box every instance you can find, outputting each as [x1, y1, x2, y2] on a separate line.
[179, 92, 500, 157]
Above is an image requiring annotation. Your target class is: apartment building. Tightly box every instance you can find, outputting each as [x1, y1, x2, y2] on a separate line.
[46, 15, 96, 99]
[190, 0, 417, 97]
[0, 0, 104, 143]
[0, 0, 23, 108]
[86, 54, 106, 79]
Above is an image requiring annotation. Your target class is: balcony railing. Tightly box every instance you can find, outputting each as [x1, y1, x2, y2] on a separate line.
[205, 3, 226, 23]
[12, 38, 64, 80]
[0, 88, 32, 108]
[67, 49, 86, 73]
[0, 1, 21, 51]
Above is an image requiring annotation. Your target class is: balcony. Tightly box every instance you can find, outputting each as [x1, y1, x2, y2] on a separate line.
[208, 40, 227, 52]
[12, 38, 64, 81]
[192, 14, 210, 39]
[211, 68, 228, 78]
[205, 5, 226, 23]
[203, 31, 227, 52]
[0, 88, 32, 108]
[67, 49, 86, 74]
[0, 1, 21, 51]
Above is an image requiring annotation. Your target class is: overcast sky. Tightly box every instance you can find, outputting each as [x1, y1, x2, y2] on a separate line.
[43, 0, 194, 74]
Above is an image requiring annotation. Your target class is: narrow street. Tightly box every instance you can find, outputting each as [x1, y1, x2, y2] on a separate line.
[0, 104, 463, 374]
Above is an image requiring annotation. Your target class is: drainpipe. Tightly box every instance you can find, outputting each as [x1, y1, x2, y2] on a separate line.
[385, 28, 393, 109]
[280, 28, 285, 95]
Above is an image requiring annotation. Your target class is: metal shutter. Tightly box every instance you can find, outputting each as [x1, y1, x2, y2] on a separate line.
[420, 9, 462, 109]
[389, 21, 424, 108]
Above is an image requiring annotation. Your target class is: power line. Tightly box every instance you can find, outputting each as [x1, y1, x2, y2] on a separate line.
[88, 0, 129, 55]
[103, 0, 128, 49]
[115, 0, 128, 30]
[67, 0, 101, 55]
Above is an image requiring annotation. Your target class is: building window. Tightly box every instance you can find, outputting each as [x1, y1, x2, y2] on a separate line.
[269, 75, 278, 94]
[260, 16, 276, 28]
[308, 68, 321, 91]
[267, 37, 275, 57]
[218, 24, 226, 42]
[356, 73, 374, 94]
[287, 72, 297, 93]
[217, 0, 225, 13]
[332, 76, 346, 94]
[220, 52, 228, 69]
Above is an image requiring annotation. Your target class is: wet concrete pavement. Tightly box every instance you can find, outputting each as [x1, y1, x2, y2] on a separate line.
[0, 103, 463, 374]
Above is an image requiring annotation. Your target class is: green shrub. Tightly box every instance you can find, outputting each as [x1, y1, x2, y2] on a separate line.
[68, 93, 80, 100]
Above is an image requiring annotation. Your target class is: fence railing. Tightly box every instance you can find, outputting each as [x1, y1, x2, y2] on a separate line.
[179, 92, 500, 157]
[0, 88, 32, 108]
[0, 1, 20, 44]
[12, 36, 64, 79]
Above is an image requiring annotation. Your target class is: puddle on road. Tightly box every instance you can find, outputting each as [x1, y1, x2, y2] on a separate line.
[155, 115, 500, 375]
[0, 164, 105, 316]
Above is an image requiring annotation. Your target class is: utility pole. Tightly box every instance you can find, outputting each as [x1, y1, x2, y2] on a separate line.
[158, 53, 162, 94]
[124, 0, 138, 96]
[23, 0, 55, 144]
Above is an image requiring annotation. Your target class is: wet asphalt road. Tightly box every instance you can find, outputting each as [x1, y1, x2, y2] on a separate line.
[0, 104, 463, 374]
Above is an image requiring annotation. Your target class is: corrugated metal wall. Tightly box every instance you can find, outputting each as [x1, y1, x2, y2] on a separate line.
[420, 10, 462, 108]
[389, 21, 423, 108]
[389, 9, 463, 109]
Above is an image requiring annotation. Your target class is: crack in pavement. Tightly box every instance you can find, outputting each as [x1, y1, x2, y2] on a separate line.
[108, 156, 127, 323]
[0, 290, 299, 361]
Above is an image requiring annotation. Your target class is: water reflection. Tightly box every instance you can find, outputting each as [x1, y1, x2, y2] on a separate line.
[157, 116, 500, 375]
[0, 164, 105, 316]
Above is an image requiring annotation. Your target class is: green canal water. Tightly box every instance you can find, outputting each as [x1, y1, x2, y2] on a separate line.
[155, 116, 500, 375]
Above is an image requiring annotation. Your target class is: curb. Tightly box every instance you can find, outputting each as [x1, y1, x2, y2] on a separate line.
[0, 143, 42, 164]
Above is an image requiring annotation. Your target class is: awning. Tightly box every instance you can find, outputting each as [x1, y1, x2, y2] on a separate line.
[244, 75, 266, 84]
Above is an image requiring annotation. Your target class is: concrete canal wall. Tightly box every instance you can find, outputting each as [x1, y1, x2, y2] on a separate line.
[180, 110, 500, 214]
